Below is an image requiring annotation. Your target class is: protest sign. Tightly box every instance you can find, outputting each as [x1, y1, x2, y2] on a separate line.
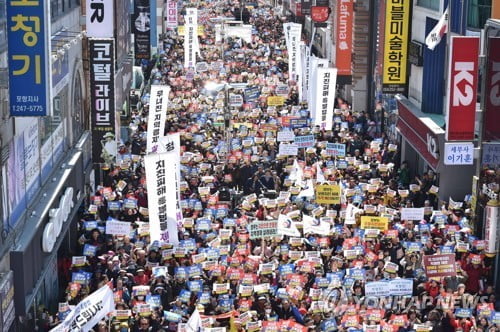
[279, 143, 299, 156]
[315, 184, 341, 204]
[423, 254, 457, 278]
[325, 143, 346, 157]
[105, 220, 131, 237]
[248, 220, 278, 239]
[360, 216, 389, 231]
[277, 130, 296, 142]
[294, 135, 315, 148]
[401, 208, 425, 221]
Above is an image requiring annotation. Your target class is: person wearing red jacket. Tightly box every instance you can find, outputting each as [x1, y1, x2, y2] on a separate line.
[134, 268, 150, 286]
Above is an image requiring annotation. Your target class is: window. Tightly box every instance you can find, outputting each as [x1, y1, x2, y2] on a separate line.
[467, 0, 491, 29]
[417, 0, 440, 11]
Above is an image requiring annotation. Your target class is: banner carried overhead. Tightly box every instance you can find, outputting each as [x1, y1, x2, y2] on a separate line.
[308, 56, 329, 121]
[382, 0, 410, 93]
[446, 36, 479, 141]
[50, 284, 115, 331]
[284, 23, 303, 87]
[184, 8, 199, 69]
[146, 85, 171, 154]
[313, 67, 337, 128]
[145, 152, 180, 245]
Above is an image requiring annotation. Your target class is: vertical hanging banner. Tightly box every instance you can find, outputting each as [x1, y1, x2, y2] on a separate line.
[446, 36, 479, 141]
[284, 23, 303, 84]
[166, 0, 178, 28]
[483, 37, 500, 141]
[86, 0, 114, 38]
[7, 0, 50, 116]
[89, 39, 116, 164]
[336, 0, 353, 77]
[313, 67, 337, 128]
[146, 85, 171, 154]
[184, 8, 198, 69]
[145, 152, 180, 245]
[308, 56, 329, 121]
[382, 0, 410, 93]
[132, 0, 151, 60]
[301, 44, 311, 103]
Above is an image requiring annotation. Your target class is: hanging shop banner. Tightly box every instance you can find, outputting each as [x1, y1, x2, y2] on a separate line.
[146, 85, 171, 154]
[86, 0, 114, 38]
[484, 37, 500, 141]
[89, 38, 116, 164]
[132, 0, 151, 60]
[482, 143, 500, 167]
[284, 23, 303, 85]
[249, 220, 278, 240]
[484, 204, 499, 254]
[315, 184, 341, 204]
[382, 0, 410, 93]
[7, 0, 50, 116]
[422, 254, 457, 278]
[166, 0, 178, 28]
[446, 36, 479, 141]
[184, 8, 198, 69]
[336, 0, 353, 76]
[313, 67, 337, 128]
[444, 142, 474, 165]
[50, 284, 115, 332]
[360, 216, 389, 231]
[145, 152, 180, 245]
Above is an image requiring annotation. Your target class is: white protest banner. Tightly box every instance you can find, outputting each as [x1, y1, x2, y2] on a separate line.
[301, 45, 311, 103]
[326, 143, 346, 157]
[249, 220, 278, 239]
[50, 284, 115, 332]
[106, 220, 132, 237]
[364, 281, 391, 297]
[314, 68, 337, 128]
[284, 23, 302, 83]
[145, 152, 180, 245]
[401, 207, 425, 221]
[277, 130, 296, 142]
[308, 56, 329, 121]
[294, 135, 315, 148]
[388, 279, 414, 296]
[146, 85, 170, 154]
[279, 143, 299, 156]
[303, 214, 331, 236]
[277, 214, 301, 237]
[184, 8, 198, 69]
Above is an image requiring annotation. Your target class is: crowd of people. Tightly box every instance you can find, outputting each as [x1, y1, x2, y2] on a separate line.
[43, 0, 500, 331]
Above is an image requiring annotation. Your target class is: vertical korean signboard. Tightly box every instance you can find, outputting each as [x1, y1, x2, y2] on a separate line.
[483, 37, 500, 141]
[7, 0, 50, 116]
[86, 0, 114, 38]
[132, 0, 151, 60]
[382, 0, 410, 94]
[336, 0, 353, 77]
[446, 36, 479, 141]
[89, 39, 116, 164]
[166, 0, 178, 29]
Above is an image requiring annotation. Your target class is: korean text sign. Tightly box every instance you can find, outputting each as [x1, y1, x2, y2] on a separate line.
[315, 184, 341, 204]
[360, 216, 389, 231]
[7, 0, 49, 116]
[444, 142, 474, 165]
[423, 254, 457, 278]
[382, 0, 410, 93]
[446, 36, 479, 141]
[249, 220, 278, 240]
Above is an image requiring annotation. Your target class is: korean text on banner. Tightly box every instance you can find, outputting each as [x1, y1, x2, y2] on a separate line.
[145, 153, 180, 245]
[314, 68, 337, 128]
[446, 36, 479, 141]
[89, 39, 116, 164]
[106, 220, 132, 237]
[86, 0, 114, 38]
[184, 8, 198, 69]
[50, 284, 115, 332]
[423, 254, 457, 278]
[360, 216, 389, 231]
[315, 184, 341, 204]
[166, 0, 178, 28]
[382, 0, 410, 94]
[249, 220, 278, 239]
[400, 208, 425, 221]
[7, 0, 50, 116]
[146, 85, 171, 154]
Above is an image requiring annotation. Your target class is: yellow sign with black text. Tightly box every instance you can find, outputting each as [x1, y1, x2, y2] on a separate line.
[360, 216, 389, 231]
[267, 96, 286, 106]
[382, 0, 410, 93]
[315, 184, 341, 204]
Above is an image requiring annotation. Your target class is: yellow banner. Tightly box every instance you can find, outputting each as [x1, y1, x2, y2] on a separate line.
[360, 216, 389, 231]
[178, 25, 204, 36]
[315, 184, 341, 204]
[382, 0, 410, 92]
[267, 96, 285, 106]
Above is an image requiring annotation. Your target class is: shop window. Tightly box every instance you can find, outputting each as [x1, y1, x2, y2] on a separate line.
[417, 0, 440, 11]
[467, 0, 491, 29]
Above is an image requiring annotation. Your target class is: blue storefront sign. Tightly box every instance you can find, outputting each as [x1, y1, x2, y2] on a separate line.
[7, 0, 49, 116]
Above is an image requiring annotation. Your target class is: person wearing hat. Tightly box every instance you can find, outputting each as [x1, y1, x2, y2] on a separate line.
[134, 267, 149, 286]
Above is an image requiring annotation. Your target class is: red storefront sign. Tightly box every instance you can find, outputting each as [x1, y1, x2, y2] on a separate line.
[446, 36, 479, 141]
[396, 98, 440, 170]
[336, 0, 353, 76]
[311, 6, 330, 22]
[484, 37, 500, 141]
